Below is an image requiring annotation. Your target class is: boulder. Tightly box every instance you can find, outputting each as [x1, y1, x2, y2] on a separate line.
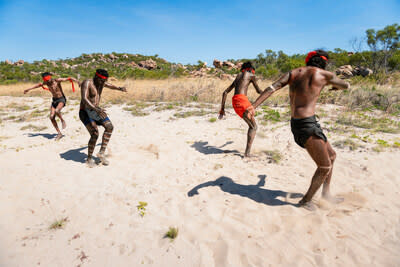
[109, 54, 118, 60]
[128, 62, 139, 68]
[336, 65, 354, 78]
[139, 59, 157, 70]
[213, 59, 223, 68]
[235, 62, 243, 69]
[222, 61, 236, 69]
[354, 67, 373, 77]
[14, 60, 24, 66]
[61, 63, 70, 68]
[5, 59, 12, 65]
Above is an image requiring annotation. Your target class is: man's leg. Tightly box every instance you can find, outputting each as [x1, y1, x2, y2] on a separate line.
[299, 136, 332, 209]
[242, 110, 257, 157]
[49, 106, 62, 140]
[321, 142, 343, 203]
[84, 122, 99, 167]
[55, 102, 66, 130]
[97, 120, 113, 165]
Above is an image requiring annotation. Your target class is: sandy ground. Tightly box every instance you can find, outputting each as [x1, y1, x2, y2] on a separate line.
[0, 96, 399, 267]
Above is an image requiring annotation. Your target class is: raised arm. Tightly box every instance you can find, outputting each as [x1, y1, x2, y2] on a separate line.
[55, 77, 81, 86]
[23, 83, 42, 94]
[80, 81, 98, 111]
[104, 82, 127, 92]
[252, 71, 291, 109]
[323, 71, 350, 90]
[251, 75, 262, 94]
[218, 80, 236, 119]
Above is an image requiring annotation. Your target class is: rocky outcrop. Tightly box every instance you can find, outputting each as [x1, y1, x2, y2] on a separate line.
[336, 65, 373, 78]
[213, 59, 241, 70]
[14, 60, 24, 66]
[213, 59, 223, 68]
[139, 59, 157, 70]
[336, 65, 353, 78]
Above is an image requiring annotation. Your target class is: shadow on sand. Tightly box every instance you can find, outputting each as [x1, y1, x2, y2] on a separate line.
[188, 175, 303, 207]
[191, 141, 240, 156]
[59, 146, 89, 163]
[26, 133, 57, 140]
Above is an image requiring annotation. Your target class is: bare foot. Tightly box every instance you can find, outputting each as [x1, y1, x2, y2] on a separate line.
[86, 158, 96, 168]
[55, 133, 63, 141]
[61, 120, 66, 129]
[97, 152, 109, 166]
[298, 198, 317, 211]
[322, 194, 344, 204]
[298, 200, 317, 211]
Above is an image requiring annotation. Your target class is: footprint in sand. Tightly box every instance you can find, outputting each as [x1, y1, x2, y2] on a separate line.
[326, 192, 366, 217]
[140, 144, 159, 159]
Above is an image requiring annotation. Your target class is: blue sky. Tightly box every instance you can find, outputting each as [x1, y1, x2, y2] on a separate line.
[0, 0, 399, 64]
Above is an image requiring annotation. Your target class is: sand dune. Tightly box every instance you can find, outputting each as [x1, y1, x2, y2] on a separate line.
[0, 96, 399, 267]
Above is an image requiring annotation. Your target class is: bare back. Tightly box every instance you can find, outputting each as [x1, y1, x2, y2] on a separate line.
[288, 66, 330, 118]
[233, 72, 258, 95]
[252, 66, 349, 118]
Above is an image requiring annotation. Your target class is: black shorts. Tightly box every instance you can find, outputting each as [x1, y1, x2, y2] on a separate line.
[52, 96, 66, 108]
[290, 115, 327, 148]
[79, 109, 110, 126]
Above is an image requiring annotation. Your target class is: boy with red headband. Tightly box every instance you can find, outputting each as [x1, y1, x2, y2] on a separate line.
[79, 69, 127, 167]
[248, 50, 350, 210]
[218, 61, 262, 157]
[23, 72, 80, 140]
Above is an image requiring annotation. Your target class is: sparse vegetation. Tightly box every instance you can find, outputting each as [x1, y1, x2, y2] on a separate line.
[49, 217, 68, 230]
[333, 138, 361, 150]
[123, 102, 150, 116]
[209, 117, 217, 123]
[20, 124, 47, 131]
[164, 227, 178, 241]
[263, 150, 282, 163]
[173, 109, 212, 118]
[137, 201, 147, 217]
[336, 111, 400, 133]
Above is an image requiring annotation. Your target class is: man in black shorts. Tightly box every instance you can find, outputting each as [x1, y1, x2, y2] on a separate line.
[23, 72, 80, 140]
[79, 69, 127, 167]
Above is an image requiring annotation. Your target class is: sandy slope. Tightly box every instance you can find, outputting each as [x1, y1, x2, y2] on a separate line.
[0, 96, 399, 267]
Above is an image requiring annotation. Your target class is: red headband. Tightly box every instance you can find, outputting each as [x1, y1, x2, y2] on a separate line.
[42, 75, 51, 81]
[305, 51, 327, 64]
[242, 68, 255, 74]
[96, 72, 108, 80]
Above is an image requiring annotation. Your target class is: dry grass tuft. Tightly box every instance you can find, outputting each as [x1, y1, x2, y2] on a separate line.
[20, 124, 48, 132]
[164, 227, 179, 241]
[49, 217, 68, 230]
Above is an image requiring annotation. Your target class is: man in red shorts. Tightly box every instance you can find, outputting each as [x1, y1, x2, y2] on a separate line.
[218, 62, 262, 157]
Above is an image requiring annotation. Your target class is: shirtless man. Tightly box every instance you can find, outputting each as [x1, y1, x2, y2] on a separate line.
[23, 72, 80, 140]
[79, 69, 127, 167]
[248, 50, 350, 210]
[218, 62, 262, 157]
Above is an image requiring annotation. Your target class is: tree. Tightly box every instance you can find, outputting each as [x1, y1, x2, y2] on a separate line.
[366, 23, 400, 73]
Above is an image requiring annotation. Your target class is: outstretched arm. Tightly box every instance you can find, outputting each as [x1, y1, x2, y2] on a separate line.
[104, 82, 127, 92]
[252, 71, 291, 110]
[251, 75, 262, 94]
[219, 80, 236, 119]
[55, 77, 81, 86]
[23, 83, 42, 94]
[187, 181, 216, 197]
[324, 72, 350, 90]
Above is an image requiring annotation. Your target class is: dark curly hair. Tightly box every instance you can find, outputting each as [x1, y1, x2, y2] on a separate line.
[306, 50, 329, 69]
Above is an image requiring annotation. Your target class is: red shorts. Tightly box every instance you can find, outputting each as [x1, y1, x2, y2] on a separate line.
[232, 94, 252, 118]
